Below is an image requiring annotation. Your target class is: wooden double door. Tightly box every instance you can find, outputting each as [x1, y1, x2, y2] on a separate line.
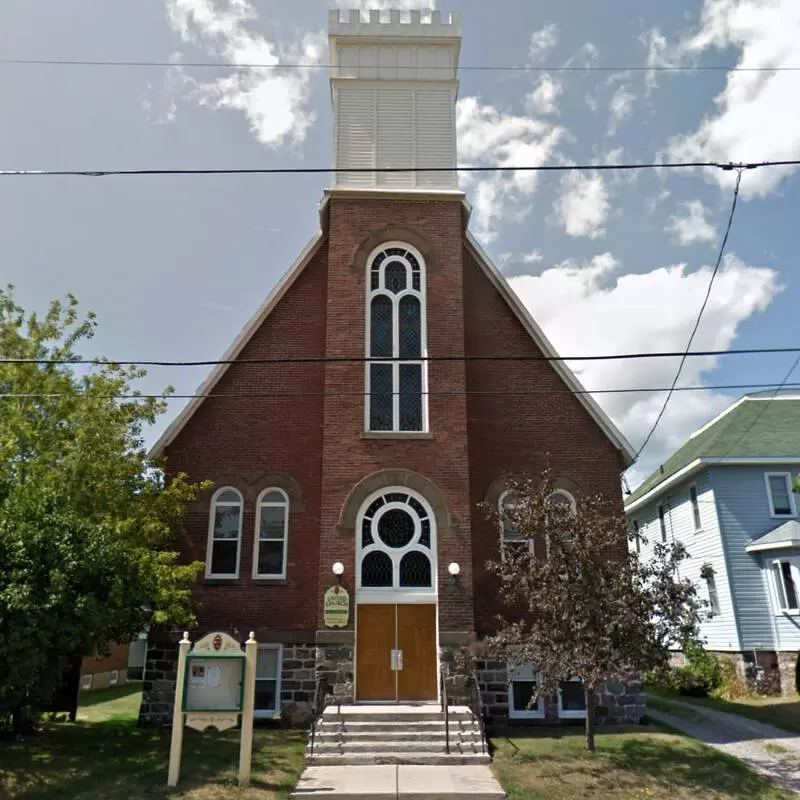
[356, 604, 437, 702]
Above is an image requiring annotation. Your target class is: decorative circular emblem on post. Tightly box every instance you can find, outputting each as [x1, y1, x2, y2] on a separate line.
[213, 635, 222, 651]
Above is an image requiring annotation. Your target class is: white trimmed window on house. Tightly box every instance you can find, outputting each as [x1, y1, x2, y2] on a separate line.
[207, 488, 243, 578]
[254, 489, 289, 579]
[558, 677, 588, 719]
[508, 664, 544, 719]
[658, 504, 667, 543]
[766, 473, 796, 518]
[771, 560, 800, 613]
[254, 645, 282, 718]
[689, 485, 702, 530]
[366, 244, 427, 433]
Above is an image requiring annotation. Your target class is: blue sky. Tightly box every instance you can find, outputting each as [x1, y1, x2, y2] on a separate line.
[1, 0, 799, 486]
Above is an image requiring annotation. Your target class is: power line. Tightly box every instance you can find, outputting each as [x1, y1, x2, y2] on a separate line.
[2, 57, 800, 74]
[1, 160, 797, 178]
[4, 345, 800, 368]
[633, 168, 745, 462]
[718, 353, 800, 460]
[3, 381, 800, 402]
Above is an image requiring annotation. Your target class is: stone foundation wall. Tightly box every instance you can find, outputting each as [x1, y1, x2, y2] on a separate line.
[138, 636, 355, 729]
[777, 651, 797, 696]
[138, 632, 182, 728]
[474, 660, 644, 727]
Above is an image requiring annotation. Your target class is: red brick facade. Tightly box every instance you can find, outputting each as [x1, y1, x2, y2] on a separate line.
[163, 194, 625, 639]
[137, 192, 631, 726]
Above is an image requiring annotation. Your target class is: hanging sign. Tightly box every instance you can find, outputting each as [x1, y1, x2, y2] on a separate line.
[323, 585, 350, 628]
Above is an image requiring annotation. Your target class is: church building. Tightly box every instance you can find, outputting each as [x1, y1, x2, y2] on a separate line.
[139, 8, 638, 731]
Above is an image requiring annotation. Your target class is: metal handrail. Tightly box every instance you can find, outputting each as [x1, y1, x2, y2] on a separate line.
[308, 676, 328, 761]
[470, 672, 487, 755]
[440, 665, 450, 755]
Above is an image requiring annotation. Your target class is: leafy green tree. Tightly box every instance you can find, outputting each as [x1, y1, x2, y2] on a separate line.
[477, 470, 701, 752]
[0, 287, 205, 733]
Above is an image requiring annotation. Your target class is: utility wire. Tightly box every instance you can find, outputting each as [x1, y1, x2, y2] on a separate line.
[0, 160, 797, 178]
[4, 345, 800, 368]
[2, 57, 800, 74]
[717, 353, 800, 460]
[633, 169, 744, 462]
[3, 382, 800, 402]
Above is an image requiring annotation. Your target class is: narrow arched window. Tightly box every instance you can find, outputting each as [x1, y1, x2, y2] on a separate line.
[207, 488, 243, 578]
[499, 490, 531, 556]
[366, 244, 427, 432]
[254, 489, 289, 579]
[546, 489, 576, 550]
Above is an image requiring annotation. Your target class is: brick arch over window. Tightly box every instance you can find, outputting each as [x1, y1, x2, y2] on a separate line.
[484, 474, 583, 509]
[337, 469, 453, 540]
[347, 226, 442, 277]
[251, 472, 306, 513]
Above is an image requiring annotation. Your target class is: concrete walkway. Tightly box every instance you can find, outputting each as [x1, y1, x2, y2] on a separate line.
[291, 764, 506, 800]
[646, 693, 800, 795]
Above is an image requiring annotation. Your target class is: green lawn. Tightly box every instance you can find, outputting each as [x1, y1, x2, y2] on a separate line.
[491, 726, 794, 800]
[1, 683, 306, 799]
[647, 687, 800, 735]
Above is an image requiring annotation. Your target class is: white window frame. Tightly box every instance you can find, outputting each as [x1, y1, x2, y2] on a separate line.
[765, 472, 796, 519]
[658, 504, 667, 543]
[205, 487, 244, 579]
[549, 489, 577, 514]
[770, 558, 800, 614]
[689, 485, 702, 531]
[364, 242, 429, 434]
[508, 664, 545, 719]
[499, 490, 532, 557]
[557, 676, 588, 719]
[253, 644, 282, 719]
[253, 488, 290, 580]
[355, 488, 437, 603]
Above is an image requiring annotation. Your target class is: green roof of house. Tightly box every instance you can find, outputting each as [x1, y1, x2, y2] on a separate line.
[626, 394, 800, 506]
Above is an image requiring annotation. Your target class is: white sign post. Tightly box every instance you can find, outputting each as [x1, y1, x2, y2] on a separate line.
[166, 630, 257, 789]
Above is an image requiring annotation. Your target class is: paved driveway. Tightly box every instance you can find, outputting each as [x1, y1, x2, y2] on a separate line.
[646, 694, 800, 795]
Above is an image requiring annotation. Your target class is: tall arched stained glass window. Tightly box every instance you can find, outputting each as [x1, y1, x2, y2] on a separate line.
[366, 244, 427, 432]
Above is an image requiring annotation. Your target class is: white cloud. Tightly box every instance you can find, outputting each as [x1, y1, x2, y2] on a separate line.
[335, 0, 436, 9]
[529, 24, 559, 63]
[165, 0, 324, 149]
[553, 171, 610, 238]
[607, 84, 635, 134]
[508, 252, 781, 483]
[527, 74, 562, 115]
[457, 97, 565, 243]
[664, 0, 800, 197]
[666, 200, 718, 245]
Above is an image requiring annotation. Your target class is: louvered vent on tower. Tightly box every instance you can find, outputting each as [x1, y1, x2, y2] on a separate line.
[329, 9, 462, 192]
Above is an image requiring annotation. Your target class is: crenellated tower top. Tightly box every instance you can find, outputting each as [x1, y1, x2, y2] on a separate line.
[328, 7, 462, 193]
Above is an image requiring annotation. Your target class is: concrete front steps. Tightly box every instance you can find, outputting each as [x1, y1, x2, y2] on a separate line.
[306, 704, 490, 766]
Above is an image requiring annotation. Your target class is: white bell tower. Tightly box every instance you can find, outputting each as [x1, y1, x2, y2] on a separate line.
[328, 8, 462, 192]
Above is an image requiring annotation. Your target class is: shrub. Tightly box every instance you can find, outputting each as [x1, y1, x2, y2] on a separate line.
[711, 657, 749, 701]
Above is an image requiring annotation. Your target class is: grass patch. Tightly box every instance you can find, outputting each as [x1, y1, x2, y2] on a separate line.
[648, 688, 800, 736]
[646, 697, 703, 721]
[491, 726, 794, 800]
[1, 681, 306, 799]
[76, 681, 144, 723]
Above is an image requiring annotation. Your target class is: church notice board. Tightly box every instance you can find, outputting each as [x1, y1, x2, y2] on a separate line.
[182, 632, 245, 713]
